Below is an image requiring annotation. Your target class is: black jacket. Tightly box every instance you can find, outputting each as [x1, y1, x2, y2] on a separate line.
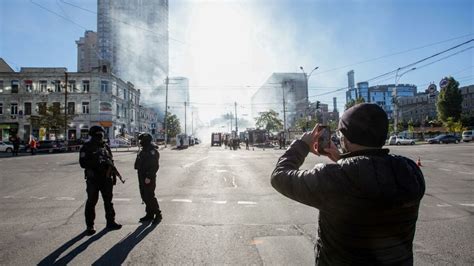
[134, 144, 160, 178]
[271, 140, 425, 265]
[79, 139, 113, 180]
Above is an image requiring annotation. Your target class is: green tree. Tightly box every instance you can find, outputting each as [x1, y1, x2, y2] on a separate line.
[437, 76, 463, 122]
[443, 117, 464, 133]
[28, 104, 75, 139]
[166, 113, 181, 139]
[255, 109, 283, 132]
[296, 117, 318, 132]
[345, 97, 366, 110]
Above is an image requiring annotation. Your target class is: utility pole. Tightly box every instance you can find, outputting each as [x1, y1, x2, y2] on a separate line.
[191, 110, 194, 136]
[282, 83, 287, 136]
[64, 72, 68, 141]
[164, 76, 169, 147]
[184, 101, 187, 135]
[234, 102, 238, 134]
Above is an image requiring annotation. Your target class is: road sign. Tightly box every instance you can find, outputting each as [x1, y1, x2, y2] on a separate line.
[439, 78, 449, 88]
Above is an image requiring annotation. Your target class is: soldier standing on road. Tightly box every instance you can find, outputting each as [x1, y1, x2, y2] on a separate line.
[135, 133, 162, 224]
[79, 126, 122, 236]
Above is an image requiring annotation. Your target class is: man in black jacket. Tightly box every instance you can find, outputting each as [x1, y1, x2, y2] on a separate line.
[135, 133, 162, 223]
[79, 126, 122, 235]
[271, 103, 425, 265]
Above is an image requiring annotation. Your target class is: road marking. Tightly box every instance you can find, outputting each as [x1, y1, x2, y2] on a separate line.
[460, 203, 474, 207]
[30, 196, 47, 200]
[458, 171, 472, 175]
[216, 169, 228, 173]
[114, 198, 131, 202]
[212, 200, 227, 204]
[183, 156, 209, 168]
[56, 197, 75, 201]
[238, 201, 257, 205]
[171, 199, 193, 203]
[232, 176, 237, 188]
[437, 204, 452, 207]
[3, 196, 14, 199]
[438, 168, 452, 172]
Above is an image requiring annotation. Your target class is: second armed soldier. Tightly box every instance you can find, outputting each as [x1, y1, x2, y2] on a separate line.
[135, 133, 162, 223]
[79, 126, 122, 235]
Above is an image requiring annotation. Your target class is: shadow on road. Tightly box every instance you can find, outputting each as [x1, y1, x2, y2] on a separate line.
[92, 222, 159, 265]
[38, 229, 108, 266]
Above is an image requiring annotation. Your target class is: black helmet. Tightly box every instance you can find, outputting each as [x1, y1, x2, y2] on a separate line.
[89, 126, 105, 136]
[138, 133, 153, 145]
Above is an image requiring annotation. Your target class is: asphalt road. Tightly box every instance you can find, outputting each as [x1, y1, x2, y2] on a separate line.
[0, 142, 472, 265]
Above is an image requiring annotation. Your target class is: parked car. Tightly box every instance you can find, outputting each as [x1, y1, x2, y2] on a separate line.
[388, 136, 416, 145]
[0, 141, 14, 153]
[462, 130, 473, 142]
[427, 134, 460, 144]
[37, 140, 67, 153]
[4, 141, 27, 152]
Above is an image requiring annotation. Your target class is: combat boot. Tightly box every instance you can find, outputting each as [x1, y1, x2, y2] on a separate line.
[86, 226, 96, 236]
[106, 221, 122, 230]
[139, 214, 154, 223]
[153, 212, 163, 224]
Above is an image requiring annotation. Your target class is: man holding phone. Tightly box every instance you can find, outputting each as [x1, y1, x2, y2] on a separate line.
[271, 103, 425, 265]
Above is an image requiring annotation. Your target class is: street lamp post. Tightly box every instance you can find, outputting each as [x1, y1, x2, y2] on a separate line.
[393, 67, 416, 133]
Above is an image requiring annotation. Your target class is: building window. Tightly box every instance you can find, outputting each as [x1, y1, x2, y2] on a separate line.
[11, 80, 19, 93]
[37, 102, 47, 115]
[116, 86, 120, 96]
[52, 102, 61, 115]
[0, 80, 3, 93]
[101, 80, 108, 93]
[82, 80, 90, 92]
[116, 104, 120, 117]
[68, 80, 76, 92]
[25, 80, 33, 92]
[68, 102, 75, 114]
[82, 102, 90, 114]
[24, 102, 32, 115]
[0, 103, 3, 114]
[11, 103, 18, 115]
[39, 80, 47, 92]
[54, 80, 61, 92]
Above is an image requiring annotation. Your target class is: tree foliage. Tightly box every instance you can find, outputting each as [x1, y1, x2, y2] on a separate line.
[443, 117, 464, 133]
[255, 109, 283, 132]
[28, 104, 75, 139]
[166, 113, 181, 139]
[345, 97, 366, 110]
[437, 77, 462, 122]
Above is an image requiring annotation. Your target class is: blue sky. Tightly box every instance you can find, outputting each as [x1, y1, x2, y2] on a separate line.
[0, 0, 473, 116]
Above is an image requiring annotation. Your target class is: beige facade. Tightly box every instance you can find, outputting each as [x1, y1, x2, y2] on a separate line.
[76, 31, 100, 73]
[0, 62, 140, 141]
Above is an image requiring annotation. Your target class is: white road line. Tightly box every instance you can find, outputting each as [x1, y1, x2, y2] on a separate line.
[56, 197, 75, 201]
[438, 168, 452, 172]
[114, 198, 131, 202]
[183, 156, 209, 168]
[3, 196, 14, 199]
[171, 199, 193, 203]
[216, 169, 228, 173]
[458, 171, 472, 175]
[212, 201, 227, 204]
[30, 196, 47, 200]
[237, 201, 257, 205]
[436, 204, 452, 207]
[460, 203, 474, 207]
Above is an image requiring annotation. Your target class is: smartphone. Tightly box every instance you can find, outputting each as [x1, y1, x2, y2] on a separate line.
[317, 126, 331, 154]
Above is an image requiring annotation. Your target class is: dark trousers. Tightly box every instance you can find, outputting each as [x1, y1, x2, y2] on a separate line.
[138, 176, 160, 216]
[85, 179, 115, 227]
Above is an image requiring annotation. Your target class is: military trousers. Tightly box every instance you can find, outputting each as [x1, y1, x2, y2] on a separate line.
[85, 178, 116, 227]
[138, 175, 161, 216]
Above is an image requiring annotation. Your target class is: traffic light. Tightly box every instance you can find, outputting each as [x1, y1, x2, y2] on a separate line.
[316, 101, 320, 109]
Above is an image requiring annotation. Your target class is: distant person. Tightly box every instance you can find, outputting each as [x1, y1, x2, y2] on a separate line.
[245, 138, 249, 150]
[271, 103, 425, 265]
[29, 138, 37, 155]
[11, 135, 20, 156]
[135, 133, 162, 223]
[79, 126, 122, 236]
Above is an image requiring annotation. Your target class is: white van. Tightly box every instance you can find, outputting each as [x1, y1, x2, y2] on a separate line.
[462, 130, 473, 142]
[176, 134, 189, 149]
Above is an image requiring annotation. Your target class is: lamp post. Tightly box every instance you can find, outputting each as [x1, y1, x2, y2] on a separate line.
[393, 67, 416, 133]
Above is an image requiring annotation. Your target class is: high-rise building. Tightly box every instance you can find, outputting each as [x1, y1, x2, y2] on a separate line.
[76, 31, 100, 73]
[97, 0, 169, 89]
[347, 70, 355, 89]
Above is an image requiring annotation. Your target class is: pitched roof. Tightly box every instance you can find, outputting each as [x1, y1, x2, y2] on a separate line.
[0, 58, 15, 73]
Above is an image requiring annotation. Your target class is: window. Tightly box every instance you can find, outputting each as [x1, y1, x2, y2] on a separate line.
[82, 80, 90, 92]
[11, 103, 18, 115]
[11, 80, 19, 93]
[0, 80, 3, 93]
[39, 80, 47, 92]
[101, 80, 108, 93]
[25, 80, 33, 92]
[116, 86, 120, 96]
[68, 80, 76, 92]
[52, 102, 61, 115]
[0, 103, 3, 114]
[82, 102, 90, 114]
[68, 102, 75, 114]
[37, 102, 47, 115]
[54, 80, 61, 92]
[116, 104, 120, 117]
[24, 103, 32, 115]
